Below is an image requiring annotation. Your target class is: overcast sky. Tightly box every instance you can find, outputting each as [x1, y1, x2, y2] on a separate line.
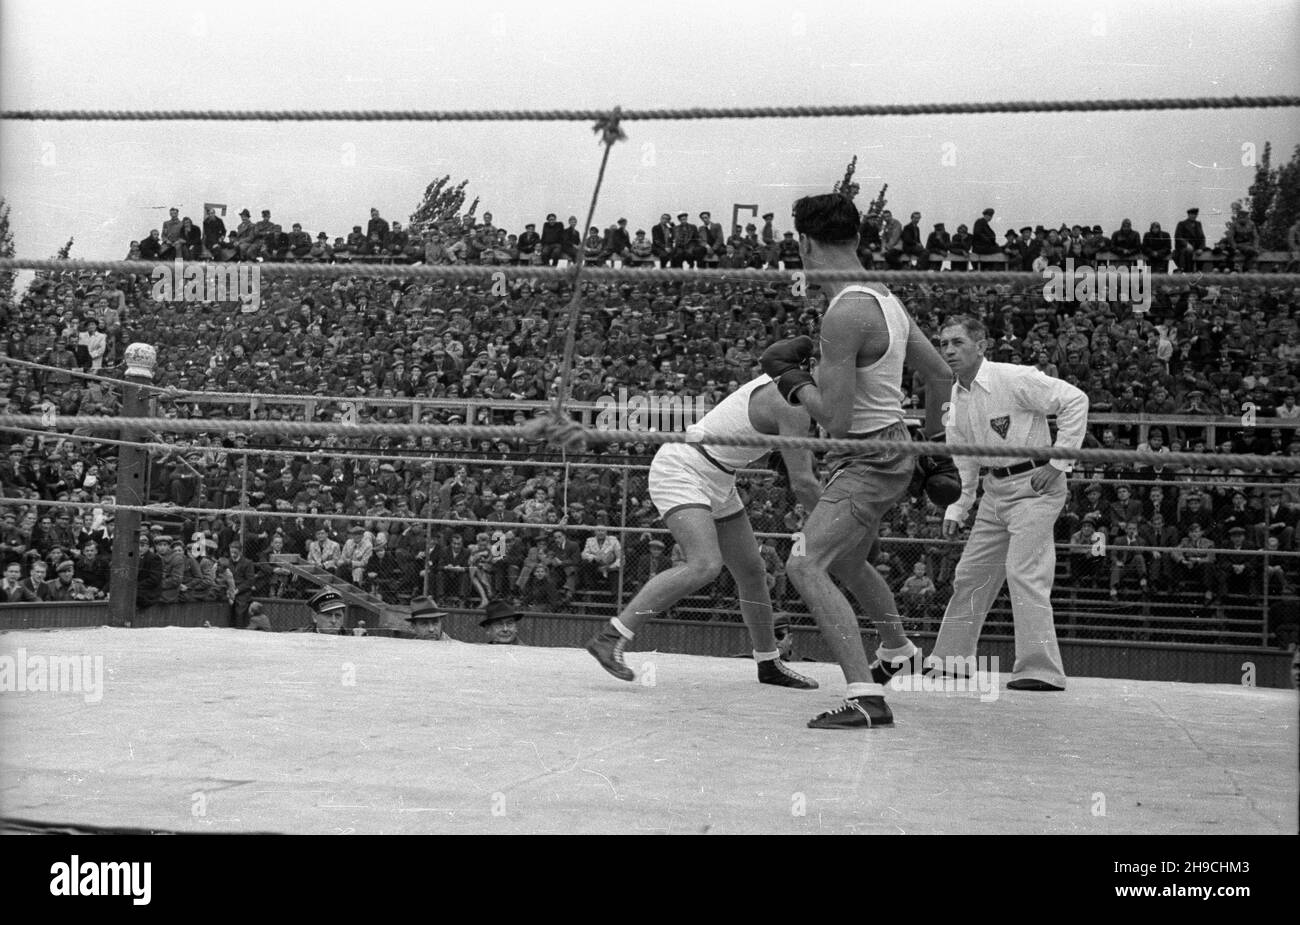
[2, 0, 1298, 261]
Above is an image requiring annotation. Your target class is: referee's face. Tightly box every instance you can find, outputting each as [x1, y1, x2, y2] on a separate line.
[939, 325, 984, 380]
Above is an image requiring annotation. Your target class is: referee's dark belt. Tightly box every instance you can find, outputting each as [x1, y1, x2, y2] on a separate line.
[982, 460, 1047, 479]
[691, 443, 736, 475]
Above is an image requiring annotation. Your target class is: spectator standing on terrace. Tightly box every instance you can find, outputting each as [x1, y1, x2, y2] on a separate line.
[78, 320, 106, 371]
[367, 208, 389, 247]
[161, 207, 183, 251]
[972, 208, 999, 255]
[1173, 208, 1205, 272]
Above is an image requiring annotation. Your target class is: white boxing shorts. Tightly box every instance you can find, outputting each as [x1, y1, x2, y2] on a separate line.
[648, 442, 744, 521]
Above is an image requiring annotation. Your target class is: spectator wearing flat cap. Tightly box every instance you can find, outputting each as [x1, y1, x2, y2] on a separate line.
[153, 535, 186, 604]
[600, 218, 632, 265]
[44, 558, 94, 602]
[1174, 208, 1206, 272]
[337, 523, 373, 585]
[697, 211, 724, 266]
[297, 588, 348, 634]
[926, 223, 951, 261]
[405, 596, 453, 640]
[670, 212, 698, 268]
[479, 598, 525, 645]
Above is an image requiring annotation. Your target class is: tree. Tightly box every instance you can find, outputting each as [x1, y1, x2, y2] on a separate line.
[1262, 143, 1300, 250]
[834, 156, 860, 201]
[1244, 141, 1276, 238]
[0, 197, 13, 306]
[54, 237, 74, 259]
[408, 175, 482, 236]
[865, 184, 889, 221]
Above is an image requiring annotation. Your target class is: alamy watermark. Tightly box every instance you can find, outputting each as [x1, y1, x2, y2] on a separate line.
[888, 654, 1001, 702]
[593, 388, 711, 433]
[0, 647, 104, 703]
[1042, 258, 1151, 311]
[151, 259, 261, 311]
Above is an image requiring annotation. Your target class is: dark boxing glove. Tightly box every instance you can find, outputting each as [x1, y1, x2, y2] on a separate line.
[911, 430, 962, 507]
[760, 336, 816, 405]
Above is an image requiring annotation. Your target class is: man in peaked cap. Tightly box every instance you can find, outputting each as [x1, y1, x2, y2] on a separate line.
[406, 596, 453, 641]
[479, 598, 525, 645]
[298, 587, 348, 634]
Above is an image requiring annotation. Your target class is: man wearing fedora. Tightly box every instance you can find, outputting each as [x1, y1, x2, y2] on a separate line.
[480, 599, 525, 645]
[405, 596, 455, 641]
[295, 588, 348, 634]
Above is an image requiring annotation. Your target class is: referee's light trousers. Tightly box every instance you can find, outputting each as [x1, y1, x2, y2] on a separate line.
[930, 468, 1069, 688]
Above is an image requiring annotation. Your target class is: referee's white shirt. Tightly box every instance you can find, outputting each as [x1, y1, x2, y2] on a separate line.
[944, 359, 1090, 522]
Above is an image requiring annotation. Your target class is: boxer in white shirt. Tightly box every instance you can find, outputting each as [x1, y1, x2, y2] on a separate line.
[584, 373, 821, 691]
[929, 314, 1089, 690]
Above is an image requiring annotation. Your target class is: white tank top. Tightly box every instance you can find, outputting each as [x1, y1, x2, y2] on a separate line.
[685, 375, 775, 470]
[828, 283, 908, 434]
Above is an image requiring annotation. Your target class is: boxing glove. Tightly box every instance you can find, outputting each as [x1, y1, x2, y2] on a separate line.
[910, 430, 962, 507]
[760, 336, 816, 405]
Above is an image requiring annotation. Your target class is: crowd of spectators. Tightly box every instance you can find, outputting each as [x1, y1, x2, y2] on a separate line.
[3, 200, 1300, 646]
[125, 204, 1300, 273]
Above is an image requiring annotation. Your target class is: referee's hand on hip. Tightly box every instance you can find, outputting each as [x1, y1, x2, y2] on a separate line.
[1029, 465, 1064, 493]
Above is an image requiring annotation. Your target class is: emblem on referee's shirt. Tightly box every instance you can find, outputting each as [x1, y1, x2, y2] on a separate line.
[990, 415, 1010, 439]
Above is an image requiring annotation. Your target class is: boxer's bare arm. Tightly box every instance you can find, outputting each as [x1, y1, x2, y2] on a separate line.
[799, 294, 875, 438]
[772, 403, 821, 513]
[905, 317, 954, 437]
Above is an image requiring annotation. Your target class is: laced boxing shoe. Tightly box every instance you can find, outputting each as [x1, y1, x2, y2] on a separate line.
[868, 647, 926, 686]
[807, 695, 894, 729]
[585, 624, 635, 681]
[757, 658, 819, 689]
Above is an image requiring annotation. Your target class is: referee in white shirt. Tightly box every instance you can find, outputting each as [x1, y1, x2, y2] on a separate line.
[927, 314, 1089, 690]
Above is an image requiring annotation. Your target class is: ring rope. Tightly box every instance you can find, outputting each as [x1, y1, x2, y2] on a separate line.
[5, 412, 1300, 471]
[4, 95, 1298, 122]
[3, 495, 1296, 560]
[5, 424, 1289, 490]
[3, 258, 1296, 289]
[3, 359, 1288, 463]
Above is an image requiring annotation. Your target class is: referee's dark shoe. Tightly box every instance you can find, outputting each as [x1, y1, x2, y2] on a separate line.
[758, 658, 819, 689]
[869, 648, 925, 685]
[585, 625, 635, 682]
[1006, 678, 1065, 691]
[807, 696, 894, 729]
